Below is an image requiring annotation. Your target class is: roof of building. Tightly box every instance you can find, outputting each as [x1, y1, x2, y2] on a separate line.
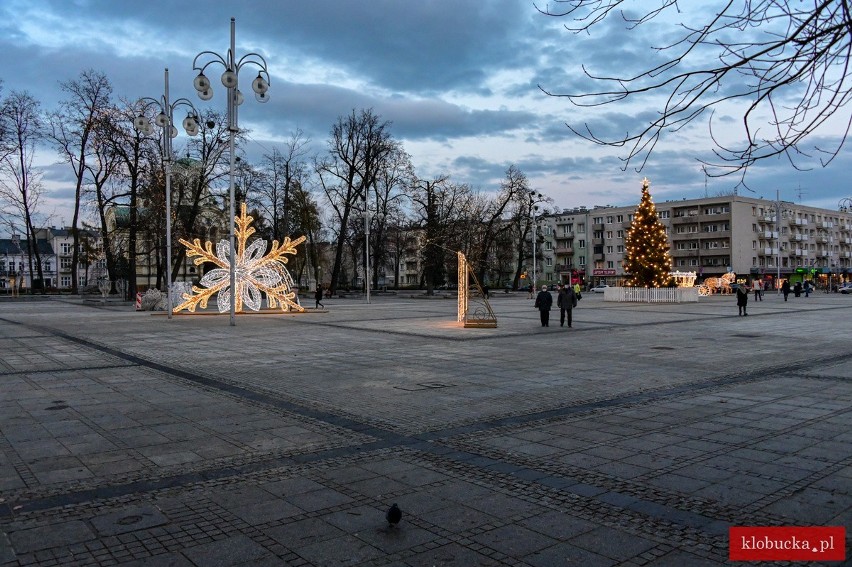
[0, 238, 55, 255]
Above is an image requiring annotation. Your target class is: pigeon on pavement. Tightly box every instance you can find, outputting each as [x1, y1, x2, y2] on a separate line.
[386, 503, 402, 527]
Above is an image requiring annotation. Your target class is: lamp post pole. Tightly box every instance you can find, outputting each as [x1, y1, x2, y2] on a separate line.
[192, 17, 270, 326]
[776, 189, 781, 294]
[134, 69, 200, 319]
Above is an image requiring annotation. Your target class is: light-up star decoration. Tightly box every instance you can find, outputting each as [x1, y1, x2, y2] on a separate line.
[174, 203, 306, 313]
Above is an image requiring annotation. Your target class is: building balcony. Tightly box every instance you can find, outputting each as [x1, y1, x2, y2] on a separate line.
[592, 223, 604, 231]
[760, 248, 778, 256]
[815, 236, 829, 244]
[593, 253, 605, 261]
[592, 238, 603, 246]
[671, 216, 699, 224]
[816, 221, 834, 229]
[762, 231, 779, 239]
[555, 247, 574, 255]
[555, 264, 575, 272]
[671, 249, 700, 257]
[794, 218, 809, 225]
[760, 215, 776, 223]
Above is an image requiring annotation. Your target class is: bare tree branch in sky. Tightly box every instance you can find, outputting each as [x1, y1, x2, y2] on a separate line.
[537, 0, 852, 182]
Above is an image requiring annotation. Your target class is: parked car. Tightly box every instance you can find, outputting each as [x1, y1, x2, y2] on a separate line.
[839, 283, 852, 294]
[591, 285, 609, 293]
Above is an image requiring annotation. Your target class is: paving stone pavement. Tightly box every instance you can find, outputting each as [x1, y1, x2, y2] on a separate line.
[0, 291, 849, 566]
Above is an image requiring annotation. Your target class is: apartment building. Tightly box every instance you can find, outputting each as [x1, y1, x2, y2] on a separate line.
[543, 195, 852, 289]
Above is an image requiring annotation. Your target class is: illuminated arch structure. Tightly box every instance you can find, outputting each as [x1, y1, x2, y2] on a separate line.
[457, 252, 497, 328]
[174, 203, 305, 313]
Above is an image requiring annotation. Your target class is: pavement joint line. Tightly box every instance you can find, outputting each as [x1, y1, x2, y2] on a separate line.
[2, 309, 850, 561]
[0, 363, 135, 377]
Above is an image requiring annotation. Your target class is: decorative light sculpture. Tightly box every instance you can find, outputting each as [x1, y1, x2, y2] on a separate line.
[671, 271, 697, 287]
[457, 252, 496, 328]
[175, 203, 305, 313]
[134, 68, 201, 319]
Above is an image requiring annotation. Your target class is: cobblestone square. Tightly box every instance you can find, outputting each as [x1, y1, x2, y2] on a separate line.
[0, 292, 850, 565]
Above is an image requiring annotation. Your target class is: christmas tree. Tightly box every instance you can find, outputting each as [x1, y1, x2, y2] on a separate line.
[624, 178, 674, 287]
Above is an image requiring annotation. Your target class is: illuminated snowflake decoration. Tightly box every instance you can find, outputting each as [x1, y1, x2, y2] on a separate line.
[175, 203, 306, 313]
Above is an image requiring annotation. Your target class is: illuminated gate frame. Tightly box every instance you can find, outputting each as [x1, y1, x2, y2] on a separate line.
[457, 252, 497, 328]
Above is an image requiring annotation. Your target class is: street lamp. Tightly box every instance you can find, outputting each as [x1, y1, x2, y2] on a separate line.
[530, 191, 543, 290]
[134, 68, 200, 319]
[191, 17, 270, 326]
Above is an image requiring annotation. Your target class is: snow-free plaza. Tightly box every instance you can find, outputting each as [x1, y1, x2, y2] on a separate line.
[0, 292, 850, 566]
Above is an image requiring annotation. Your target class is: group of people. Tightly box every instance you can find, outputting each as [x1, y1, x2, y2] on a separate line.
[737, 278, 815, 315]
[534, 282, 581, 327]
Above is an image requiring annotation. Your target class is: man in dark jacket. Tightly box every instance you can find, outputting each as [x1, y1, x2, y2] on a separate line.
[557, 283, 577, 328]
[736, 284, 749, 316]
[534, 284, 553, 327]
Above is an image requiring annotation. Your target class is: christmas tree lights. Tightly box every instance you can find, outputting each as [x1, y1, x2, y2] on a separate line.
[623, 178, 675, 288]
[175, 203, 306, 313]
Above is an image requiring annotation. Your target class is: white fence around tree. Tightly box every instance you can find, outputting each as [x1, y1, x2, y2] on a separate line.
[604, 287, 699, 303]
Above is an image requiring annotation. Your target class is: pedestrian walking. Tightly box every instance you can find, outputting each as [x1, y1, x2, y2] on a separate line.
[573, 281, 582, 301]
[527, 283, 534, 299]
[736, 284, 749, 316]
[315, 284, 325, 309]
[782, 280, 790, 301]
[803, 280, 811, 297]
[794, 281, 802, 297]
[534, 284, 553, 327]
[557, 282, 577, 327]
[753, 279, 763, 301]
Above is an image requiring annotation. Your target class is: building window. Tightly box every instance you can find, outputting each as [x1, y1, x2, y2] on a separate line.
[617, 215, 623, 222]
[60, 258, 72, 269]
[606, 216, 613, 224]
[606, 261, 614, 268]
[617, 230, 624, 238]
[617, 245, 624, 253]
[578, 239, 586, 248]
[606, 245, 613, 253]
[658, 210, 670, 219]
[61, 276, 71, 287]
[44, 261, 51, 271]
[61, 242, 72, 254]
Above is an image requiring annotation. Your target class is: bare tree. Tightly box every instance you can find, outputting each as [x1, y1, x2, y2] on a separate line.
[316, 109, 394, 294]
[538, 1, 852, 180]
[253, 131, 311, 244]
[369, 143, 413, 289]
[0, 91, 46, 292]
[49, 69, 112, 294]
[169, 110, 233, 278]
[103, 99, 158, 298]
[85, 111, 125, 292]
[469, 165, 529, 284]
[410, 175, 473, 294]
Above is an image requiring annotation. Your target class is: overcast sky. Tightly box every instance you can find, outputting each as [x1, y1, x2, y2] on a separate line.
[2, 0, 850, 230]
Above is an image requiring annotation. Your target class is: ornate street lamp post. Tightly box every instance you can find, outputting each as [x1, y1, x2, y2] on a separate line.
[134, 68, 200, 319]
[191, 17, 270, 326]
